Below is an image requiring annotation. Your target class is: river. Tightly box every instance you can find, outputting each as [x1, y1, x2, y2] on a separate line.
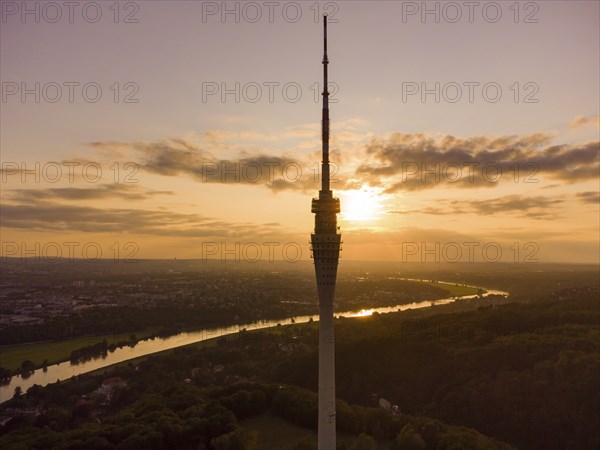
[0, 281, 507, 403]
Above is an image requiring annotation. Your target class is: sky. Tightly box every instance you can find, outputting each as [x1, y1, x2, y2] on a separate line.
[1, 0, 599, 264]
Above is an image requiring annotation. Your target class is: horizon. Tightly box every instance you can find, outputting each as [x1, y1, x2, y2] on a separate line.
[2, 256, 598, 268]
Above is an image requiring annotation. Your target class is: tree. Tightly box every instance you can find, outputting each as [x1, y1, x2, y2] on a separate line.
[82, 435, 112, 450]
[0, 366, 11, 380]
[210, 428, 255, 450]
[392, 425, 427, 450]
[13, 386, 22, 398]
[20, 360, 35, 373]
[353, 433, 377, 450]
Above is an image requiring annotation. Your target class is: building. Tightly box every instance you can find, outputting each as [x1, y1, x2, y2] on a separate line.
[310, 15, 342, 450]
[96, 376, 126, 401]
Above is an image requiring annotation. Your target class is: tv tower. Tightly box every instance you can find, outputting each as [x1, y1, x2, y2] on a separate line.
[311, 15, 341, 450]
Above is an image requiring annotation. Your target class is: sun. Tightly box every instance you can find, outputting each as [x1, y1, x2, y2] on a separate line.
[341, 186, 383, 222]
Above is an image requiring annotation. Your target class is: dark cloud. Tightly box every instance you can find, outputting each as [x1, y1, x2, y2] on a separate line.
[0, 202, 289, 239]
[88, 139, 319, 192]
[355, 133, 599, 192]
[7, 184, 173, 203]
[85, 133, 598, 195]
[576, 191, 600, 204]
[389, 194, 564, 219]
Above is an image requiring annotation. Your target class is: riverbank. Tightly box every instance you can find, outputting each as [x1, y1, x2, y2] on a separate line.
[0, 328, 163, 374]
[0, 281, 498, 402]
[1, 280, 479, 375]
[49, 289, 508, 384]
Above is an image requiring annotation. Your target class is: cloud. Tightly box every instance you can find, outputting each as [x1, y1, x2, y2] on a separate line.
[87, 139, 320, 193]
[576, 191, 600, 204]
[84, 131, 598, 195]
[354, 132, 599, 192]
[0, 202, 292, 239]
[389, 194, 564, 219]
[7, 184, 173, 203]
[569, 115, 600, 128]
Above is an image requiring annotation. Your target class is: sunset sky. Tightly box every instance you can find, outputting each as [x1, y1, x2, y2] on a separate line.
[1, 1, 599, 263]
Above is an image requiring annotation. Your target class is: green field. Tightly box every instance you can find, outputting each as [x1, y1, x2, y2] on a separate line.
[0, 328, 159, 372]
[426, 281, 481, 297]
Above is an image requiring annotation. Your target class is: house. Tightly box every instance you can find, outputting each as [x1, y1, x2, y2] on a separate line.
[96, 377, 126, 400]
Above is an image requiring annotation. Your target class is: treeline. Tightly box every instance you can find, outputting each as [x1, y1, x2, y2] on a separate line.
[0, 377, 510, 450]
[0, 305, 259, 346]
[0, 337, 141, 380]
[0, 277, 452, 346]
[69, 337, 138, 364]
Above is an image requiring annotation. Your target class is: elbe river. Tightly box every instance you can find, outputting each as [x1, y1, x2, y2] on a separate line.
[0, 280, 507, 403]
